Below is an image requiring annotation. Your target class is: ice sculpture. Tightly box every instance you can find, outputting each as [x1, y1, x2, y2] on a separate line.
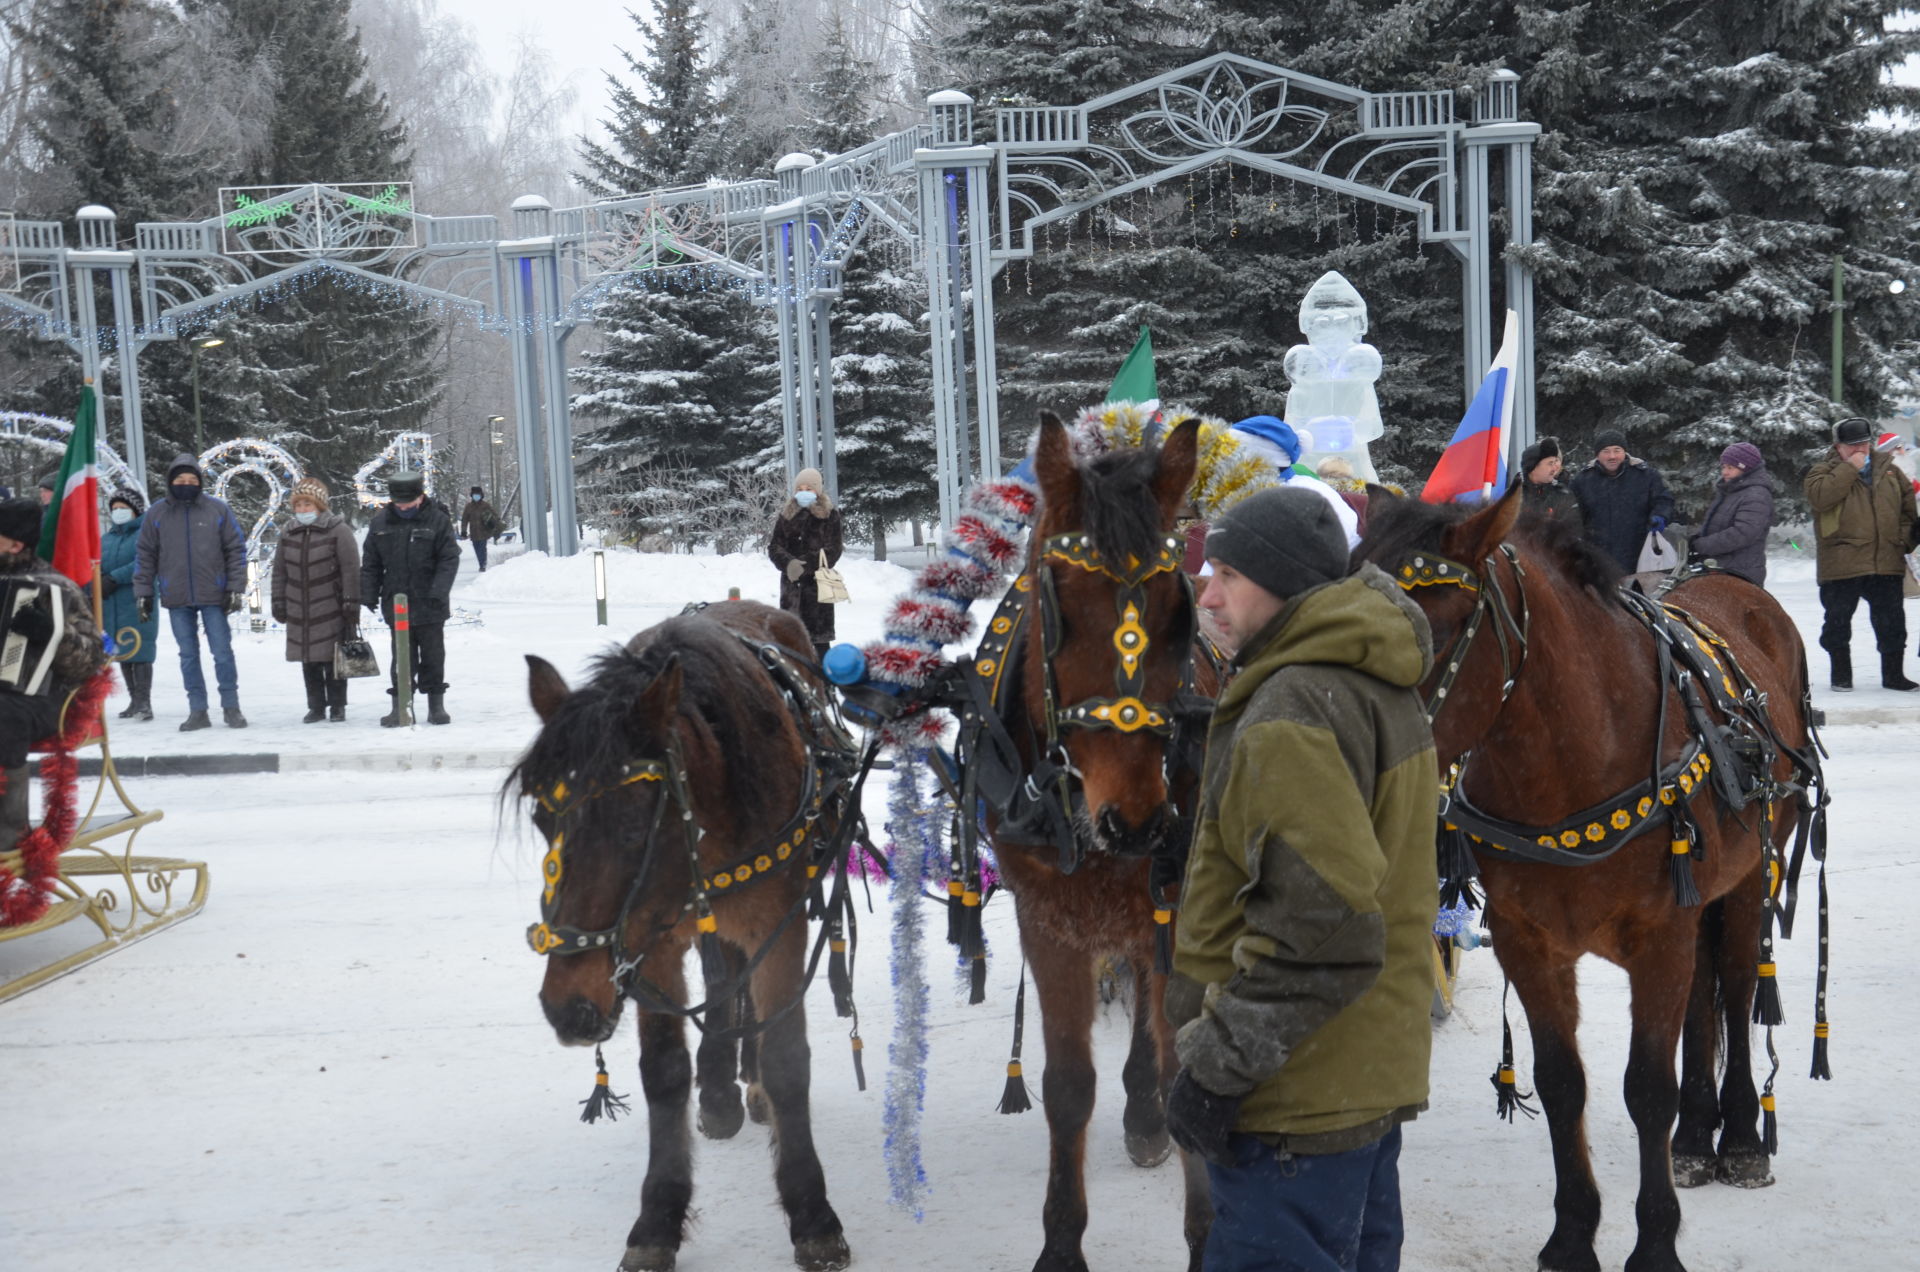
[1283, 271, 1383, 483]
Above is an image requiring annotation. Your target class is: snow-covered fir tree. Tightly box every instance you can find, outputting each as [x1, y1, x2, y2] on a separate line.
[179, 0, 443, 492]
[571, 0, 777, 541]
[803, 14, 935, 557]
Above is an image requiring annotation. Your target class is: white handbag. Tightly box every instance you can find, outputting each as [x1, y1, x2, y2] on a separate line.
[814, 550, 850, 604]
[1636, 530, 1675, 575]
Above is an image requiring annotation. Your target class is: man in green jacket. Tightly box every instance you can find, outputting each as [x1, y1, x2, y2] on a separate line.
[1805, 415, 1919, 692]
[1164, 484, 1438, 1272]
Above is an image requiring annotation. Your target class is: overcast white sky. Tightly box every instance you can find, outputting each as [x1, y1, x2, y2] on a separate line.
[453, 0, 638, 112]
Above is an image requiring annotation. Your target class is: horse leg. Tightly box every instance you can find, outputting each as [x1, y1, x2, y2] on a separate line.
[1670, 903, 1722, 1188]
[751, 922, 848, 1272]
[622, 962, 694, 1272]
[741, 987, 771, 1125]
[1621, 938, 1695, 1272]
[696, 947, 747, 1140]
[1026, 932, 1098, 1272]
[1121, 957, 1172, 1168]
[1145, 960, 1212, 1271]
[1501, 933, 1601, 1272]
[1713, 862, 1773, 1188]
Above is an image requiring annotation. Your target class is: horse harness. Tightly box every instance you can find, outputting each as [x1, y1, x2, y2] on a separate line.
[948, 531, 1221, 970]
[524, 634, 877, 1038]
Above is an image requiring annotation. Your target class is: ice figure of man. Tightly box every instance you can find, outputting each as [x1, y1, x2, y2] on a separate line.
[1284, 271, 1384, 483]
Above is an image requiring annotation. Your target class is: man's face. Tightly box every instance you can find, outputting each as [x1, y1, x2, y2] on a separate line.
[173, 472, 201, 487]
[1596, 445, 1627, 473]
[1198, 562, 1286, 654]
[1837, 441, 1872, 470]
[396, 494, 424, 510]
[1529, 455, 1562, 484]
[0, 533, 25, 555]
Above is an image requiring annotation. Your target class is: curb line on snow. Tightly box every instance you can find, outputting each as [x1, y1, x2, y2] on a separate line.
[75, 749, 524, 778]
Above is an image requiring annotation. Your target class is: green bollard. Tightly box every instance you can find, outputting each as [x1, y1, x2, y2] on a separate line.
[393, 591, 415, 727]
[593, 549, 608, 626]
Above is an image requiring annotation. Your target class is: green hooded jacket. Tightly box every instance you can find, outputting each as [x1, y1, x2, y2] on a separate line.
[1166, 563, 1439, 1153]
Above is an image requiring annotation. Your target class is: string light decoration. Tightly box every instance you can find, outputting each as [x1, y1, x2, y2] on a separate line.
[0, 411, 140, 495]
[353, 432, 433, 507]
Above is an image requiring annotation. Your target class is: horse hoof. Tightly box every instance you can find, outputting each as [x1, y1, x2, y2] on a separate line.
[1715, 1152, 1775, 1189]
[698, 1094, 746, 1140]
[747, 1082, 772, 1126]
[1031, 1253, 1092, 1272]
[620, 1245, 676, 1272]
[1537, 1239, 1601, 1272]
[1671, 1153, 1716, 1188]
[1125, 1127, 1173, 1168]
[793, 1232, 850, 1271]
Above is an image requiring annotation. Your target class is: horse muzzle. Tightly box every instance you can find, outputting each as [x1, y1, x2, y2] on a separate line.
[1092, 802, 1173, 858]
[541, 991, 621, 1046]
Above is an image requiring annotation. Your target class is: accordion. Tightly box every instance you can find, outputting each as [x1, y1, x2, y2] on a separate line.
[0, 579, 66, 696]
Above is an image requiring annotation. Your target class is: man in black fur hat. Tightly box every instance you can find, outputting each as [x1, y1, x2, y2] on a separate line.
[1518, 436, 1581, 528]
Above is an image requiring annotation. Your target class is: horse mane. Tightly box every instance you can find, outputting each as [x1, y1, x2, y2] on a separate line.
[1076, 443, 1172, 566]
[508, 616, 775, 812]
[1356, 493, 1623, 596]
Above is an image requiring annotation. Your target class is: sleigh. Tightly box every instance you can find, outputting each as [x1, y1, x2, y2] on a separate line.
[0, 671, 202, 1003]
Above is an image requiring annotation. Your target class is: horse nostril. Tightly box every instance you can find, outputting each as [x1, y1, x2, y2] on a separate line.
[542, 993, 608, 1044]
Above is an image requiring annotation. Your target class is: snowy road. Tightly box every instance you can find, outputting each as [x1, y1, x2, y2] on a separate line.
[2, 545, 1912, 1270]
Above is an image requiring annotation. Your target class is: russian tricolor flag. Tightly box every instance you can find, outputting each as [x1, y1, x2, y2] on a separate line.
[1423, 311, 1520, 504]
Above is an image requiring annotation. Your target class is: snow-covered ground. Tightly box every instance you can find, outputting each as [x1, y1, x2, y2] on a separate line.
[2, 541, 1912, 1271]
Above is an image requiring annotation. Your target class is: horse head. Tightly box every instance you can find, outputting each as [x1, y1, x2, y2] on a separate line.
[1026, 409, 1200, 857]
[515, 648, 689, 1046]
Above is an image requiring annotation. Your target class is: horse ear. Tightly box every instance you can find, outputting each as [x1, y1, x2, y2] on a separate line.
[1152, 417, 1201, 522]
[636, 652, 685, 725]
[1033, 410, 1081, 519]
[526, 654, 570, 723]
[1447, 483, 1525, 563]
[1364, 481, 1401, 503]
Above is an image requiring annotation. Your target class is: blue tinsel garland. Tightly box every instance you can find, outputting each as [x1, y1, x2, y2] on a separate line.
[883, 750, 938, 1218]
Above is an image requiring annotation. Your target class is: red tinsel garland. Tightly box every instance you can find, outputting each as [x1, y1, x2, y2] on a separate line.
[0, 667, 116, 928]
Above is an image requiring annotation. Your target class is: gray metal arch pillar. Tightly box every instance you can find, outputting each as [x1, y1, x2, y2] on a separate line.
[917, 90, 1000, 527]
[71, 205, 151, 492]
[502, 195, 553, 554]
[770, 153, 841, 497]
[1463, 69, 1540, 453]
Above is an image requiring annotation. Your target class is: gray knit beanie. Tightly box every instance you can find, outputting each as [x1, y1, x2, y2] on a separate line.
[1203, 485, 1349, 601]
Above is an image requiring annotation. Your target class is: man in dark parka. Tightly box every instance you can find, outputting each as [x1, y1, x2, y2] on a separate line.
[361, 470, 460, 725]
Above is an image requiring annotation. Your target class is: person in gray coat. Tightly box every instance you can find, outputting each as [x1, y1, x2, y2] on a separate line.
[1687, 441, 1775, 587]
[133, 453, 249, 731]
[271, 477, 361, 723]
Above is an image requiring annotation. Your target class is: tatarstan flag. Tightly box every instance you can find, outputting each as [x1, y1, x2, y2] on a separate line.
[41, 382, 101, 587]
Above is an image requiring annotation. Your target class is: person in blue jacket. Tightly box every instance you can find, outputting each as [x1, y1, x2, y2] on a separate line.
[133, 454, 248, 731]
[99, 487, 159, 721]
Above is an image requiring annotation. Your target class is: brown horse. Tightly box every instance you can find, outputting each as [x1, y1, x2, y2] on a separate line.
[984, 413, 1215, 1272]
[512, 601, 851, 1272]
[1357, 488, 1818, 1272]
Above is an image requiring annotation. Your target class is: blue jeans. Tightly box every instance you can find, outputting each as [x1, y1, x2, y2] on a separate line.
[169, 605, 238, 712]
[1204, 1126, 1404, 1272]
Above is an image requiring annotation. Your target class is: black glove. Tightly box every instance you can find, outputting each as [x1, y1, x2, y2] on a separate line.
[225, 590, 244, 615]
[10, 602, 54, 644]
[137, 598, 153, 623]
[1164, 1068, 1243, 1168]
[365, 599, 380, 615]
[100, 575, 120, 598]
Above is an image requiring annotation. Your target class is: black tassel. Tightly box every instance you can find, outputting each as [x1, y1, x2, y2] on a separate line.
[1491, 986, 1538, 1123]
[1153, 907, 1174, 975]
[946, 876, 964, 946]
[1437, 822, 1481, 910]
[850, 1032, 867, 1092]
[1810, 1022, 1831, 1081]
[579, 1045, 632, 1124]
[969, 952, 987, 1005]
[1761, 1087, 1778, 1155]
[961, 887, 985, 958]
[1751, 959, 1784, 1026]
[997, 968, 1032, 1114]
[828, 936, 855, 1019]
[1669, 837, 1702, 908]
[697, 916, 729, 995]
[1809, 860, 1832, 1081]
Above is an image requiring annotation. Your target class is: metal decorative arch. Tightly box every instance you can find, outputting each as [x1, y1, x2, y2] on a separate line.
[352, 431, 433, 508]
[0, 411, 141, 497]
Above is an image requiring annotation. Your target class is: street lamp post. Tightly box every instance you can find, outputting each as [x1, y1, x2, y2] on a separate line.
[489, 415, 505, 499]
[190, 336, 225, 454]
[1829, 258, 1906, 408]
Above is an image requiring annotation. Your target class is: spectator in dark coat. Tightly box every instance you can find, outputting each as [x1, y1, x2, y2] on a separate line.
[1519, 436, 1582, 528]
[1570, 429, 1675, 574]
[767, 467, 844, 658]
[272, 477, 361, 723]
[133, 453, 248, 731]
[100, 487, 158, 721]
[1688, 442, 1775, 588]
[458, 486, 501, 573]
[361, 470, 460, 726]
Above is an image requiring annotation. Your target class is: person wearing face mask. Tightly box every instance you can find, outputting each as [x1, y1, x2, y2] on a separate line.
[360, 469, 460, 726]
[99, 487, 158, 720]
[766, 467, 844, 660]
[133, 454, 249, 730]
[458, 486, 502, 573]
[271, 477, 361, 722]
